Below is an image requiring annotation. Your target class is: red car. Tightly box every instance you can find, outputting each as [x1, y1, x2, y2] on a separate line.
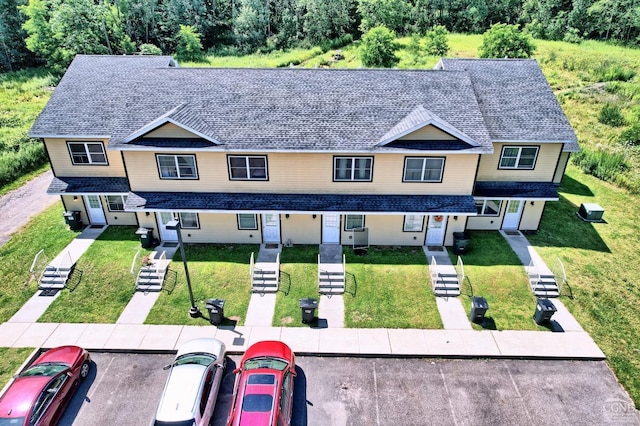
[227, 341, 296, 426]
[0, 345, 91, 426]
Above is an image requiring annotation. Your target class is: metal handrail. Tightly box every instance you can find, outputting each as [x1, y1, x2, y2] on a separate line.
[553, 257, 567, 294]
[275, 252, 280, 284]
[130, 250, 141, 275]
[528, 259, 539, 292]
[156, 251, 168, 274]
[249, 252, 254, 278]
[430, 256, 438, 292]
[31, 249, 45, 274]
[456, 256, 465, 284]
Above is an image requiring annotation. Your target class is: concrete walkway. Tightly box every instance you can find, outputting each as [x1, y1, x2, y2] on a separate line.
[0, 321, 605, 359]
[8, 225, 107, 323]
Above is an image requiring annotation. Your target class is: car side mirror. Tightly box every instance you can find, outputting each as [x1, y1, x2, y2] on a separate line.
[233, 367, 240, 374]
[162, 364, 172, 371]
[290, 370, 297, 378]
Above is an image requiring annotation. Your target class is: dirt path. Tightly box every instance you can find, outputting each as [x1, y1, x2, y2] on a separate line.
[0, 170, 59, 247]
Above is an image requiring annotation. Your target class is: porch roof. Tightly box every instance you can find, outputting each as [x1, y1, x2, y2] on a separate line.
[125, 191, 478, 215]
[473, 181, 559, 200]
[47, 176, 130, 194]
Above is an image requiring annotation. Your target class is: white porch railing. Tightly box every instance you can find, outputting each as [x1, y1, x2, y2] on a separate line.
[275, 252, 280, 283]
[130, 250, 141, 275]
[528, 259, 539, 292]
[249, 252, 255, 278]
[41, 251, 72, 283]
[156, 251, 168, 274]
[30, 249, 46, 274]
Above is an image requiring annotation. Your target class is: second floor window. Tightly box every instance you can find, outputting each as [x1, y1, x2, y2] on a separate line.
[68, 142, 107, 165]
[106, 195, 127, 211]
[499, 146, 539, 169]
[334, 157, 373, 181]
[228, 156, 268, 180]
[403, 157, 444, 182]
[157, 155, 197, 179]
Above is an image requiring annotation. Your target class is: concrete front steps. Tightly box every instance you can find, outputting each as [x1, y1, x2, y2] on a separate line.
[39, 265, 73, 290]
[432, 272, 461, 297]
[135, 266, 165, 292]
[318, 264, 345, 295]
[252, 263, 279, 293]
[529, 273, 560, 298]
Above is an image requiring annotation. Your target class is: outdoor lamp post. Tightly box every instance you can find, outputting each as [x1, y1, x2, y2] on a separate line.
[166, 219, 201, 318]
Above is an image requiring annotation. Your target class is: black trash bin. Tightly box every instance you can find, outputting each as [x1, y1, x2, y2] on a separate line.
[63, 211, 82, 230]
[299, 298, 318, 324]
[135, 227, 154, 249]
[206, 299, 225, 326]
[533, 298, 556, 325]
[453, 232, 470, 255]
[469, 296, 489, 324]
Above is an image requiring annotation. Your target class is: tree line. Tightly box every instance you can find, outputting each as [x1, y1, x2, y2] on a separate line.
[0, 0, 639, 71]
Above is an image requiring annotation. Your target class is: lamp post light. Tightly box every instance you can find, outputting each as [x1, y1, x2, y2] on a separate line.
[166, 219, 201, 318]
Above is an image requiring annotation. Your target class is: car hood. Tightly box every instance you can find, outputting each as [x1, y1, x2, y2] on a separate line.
[176, 338, 224, 361]
[0, 376, 50, 418]
[155, 364, 206, 422]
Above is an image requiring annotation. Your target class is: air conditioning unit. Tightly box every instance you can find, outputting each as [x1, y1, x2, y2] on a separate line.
[577, 203, 604, 222]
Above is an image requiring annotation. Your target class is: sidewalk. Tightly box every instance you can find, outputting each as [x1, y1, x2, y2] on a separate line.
[0, 321, 605, 359]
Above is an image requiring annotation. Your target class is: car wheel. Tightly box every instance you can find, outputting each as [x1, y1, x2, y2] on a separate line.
[80, 361, 91, 380]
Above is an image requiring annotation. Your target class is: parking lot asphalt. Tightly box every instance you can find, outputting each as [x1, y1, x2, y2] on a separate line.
[60, 352, 639, 426]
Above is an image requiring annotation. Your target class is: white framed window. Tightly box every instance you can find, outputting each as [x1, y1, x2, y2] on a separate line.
[157, 154, 197, 179]
[499, 146, 539, 169]
[345, 214, 364, 231]
[334, 157, 373, 181]
[67, 142, 107, 165]
[403, 215, 424, 232]
[228, 156, 268, 180]
[237, 214, 258, 230]
[178, 212, 199, 228]
[403, 157, 444, 182]
[475, 199, 502, 216]
[106, 195, 127, 211]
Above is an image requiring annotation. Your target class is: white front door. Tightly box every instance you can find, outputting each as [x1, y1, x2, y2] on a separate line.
[322, 213, 340, 244]
[261, 214, 281, 243]
[85, 195, 106, 224]
[158, 212, 178, 242]
[503, 200, 524, 229]
[426, 215, 447, 245]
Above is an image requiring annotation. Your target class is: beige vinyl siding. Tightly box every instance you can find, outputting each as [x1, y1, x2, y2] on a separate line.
[45, 138, 126, 177]
[144, 123, 199, 138]
[553, 152, 570, 184]
[104, 210, 137, 226]
[282, 214, 320, 245]
[175, 213, 261, 244]
[520, 201, 545, 230]
[125, 151, 477, 195]
[398, 124, 457, 141]
[443, 219, 466, 246]
[467, 201, 504, 231]
[476, 143, 562, 181]
[341, 215, 425, 246]
[137, 213, 159, 240]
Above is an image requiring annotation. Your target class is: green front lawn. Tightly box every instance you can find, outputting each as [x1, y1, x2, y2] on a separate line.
[274, 246, 320, 326]
[146, 244, 258, 325]
[0, 348, 35, 389]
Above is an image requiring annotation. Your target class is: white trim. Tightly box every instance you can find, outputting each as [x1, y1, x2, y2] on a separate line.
[377, 119, 480, 147]
[123, 117, 220, 144]
[126, 207, 478, 216]
[493, 138, 577, 144]
[112, 146, 493, 154]
[30, 134, 112, 139]
[474, 196, 558, 201]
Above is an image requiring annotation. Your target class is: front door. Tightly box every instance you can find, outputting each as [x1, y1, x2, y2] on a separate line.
[426, 215, 447, 245]
[503, 200, 524, 229]
[158, 212, 178, 242]
[85, 195, 106, 224]
[322, 213, 340, 244]
[261, 213, 281, 243]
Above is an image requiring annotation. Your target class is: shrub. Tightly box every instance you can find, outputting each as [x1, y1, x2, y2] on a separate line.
[571, 148, 629, 181]
[479, 23, 536, 59]
[174, 25, 205, 63]
[359, 25, 399, 68]
[319, 34, 354, 53]
[0, 141, 47, 188]
[425, 25, 449, 56]
[563, 28, 583, 44]
[139, 44, 163, 55]
[598, 104, 626, 127]
[619, 122, 640, 146]
[592, 63, 636, 82]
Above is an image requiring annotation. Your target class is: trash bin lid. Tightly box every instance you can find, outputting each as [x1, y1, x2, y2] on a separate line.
[299, 298, 318, 308]
[472, 296, 488, 309]
[537, 298, 556, 311]
[206, 298, 225, 308]
[135, 227, 150, 235]
[63, 211, 73, 217]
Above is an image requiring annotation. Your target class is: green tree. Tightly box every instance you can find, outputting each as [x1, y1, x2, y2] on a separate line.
[0, 0, 33, 71]
[425, 24, 449, 56]
[174, 24, 204, 62]
[139, 42, 162, 54]
[359, 25, 399, 68]
[233, 0, 268, 53]
[300, 0, 354, 45]
[357, 0, 411, 34]
[479, 23, 536, 58]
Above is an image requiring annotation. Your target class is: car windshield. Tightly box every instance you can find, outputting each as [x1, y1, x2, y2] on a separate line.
[243, 357, 288, 371]
[20, 362, 69, 377]
[173, 353, 216, 367]
[0, 418, 26, 425]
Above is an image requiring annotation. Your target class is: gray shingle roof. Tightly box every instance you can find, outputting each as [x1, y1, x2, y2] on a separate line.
[47, 176, 130, 194]
[473, 181, 559, 199]
[125, 191, 478, 214]
[30, 55, 496, 152]
[437, 59, 578, 151]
